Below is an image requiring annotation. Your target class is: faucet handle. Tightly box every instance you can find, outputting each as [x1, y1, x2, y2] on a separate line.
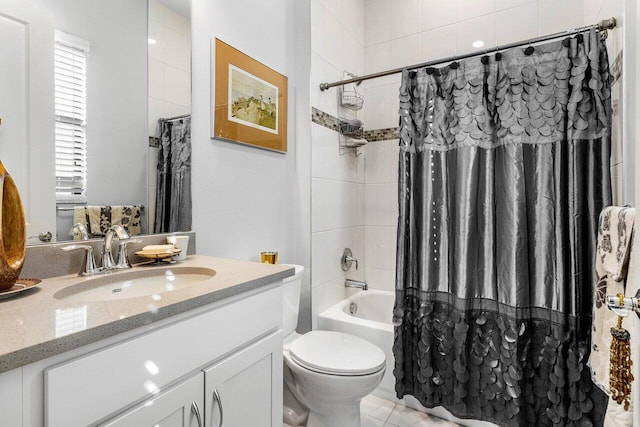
[114, 238, 143, 269]
[62, 245, 99, 276]
[341, 248, 358, 271]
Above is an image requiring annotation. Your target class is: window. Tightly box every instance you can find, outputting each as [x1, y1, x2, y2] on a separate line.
[54, 31, 89, 203]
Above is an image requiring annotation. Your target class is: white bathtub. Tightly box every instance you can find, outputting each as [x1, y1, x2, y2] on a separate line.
[318, 290, 495, 427]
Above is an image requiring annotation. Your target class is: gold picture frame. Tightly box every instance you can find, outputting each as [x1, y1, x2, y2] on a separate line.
[212, 39, 288, 153]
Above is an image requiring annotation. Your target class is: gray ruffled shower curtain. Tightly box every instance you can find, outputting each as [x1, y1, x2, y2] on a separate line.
[154, 116, 192, 233]
[394, 30, 612, 426]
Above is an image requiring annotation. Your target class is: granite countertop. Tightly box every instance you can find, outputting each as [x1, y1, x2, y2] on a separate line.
[0, 255, 294, 373]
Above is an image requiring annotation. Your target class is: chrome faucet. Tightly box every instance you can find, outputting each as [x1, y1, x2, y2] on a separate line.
[62, 225, 141, 276]
[69, 223, 89, 240]
[345, 278, 368, 291]
[101, 225, 132, 270]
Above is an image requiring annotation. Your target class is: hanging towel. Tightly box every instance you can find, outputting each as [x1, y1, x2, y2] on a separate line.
[589, 206, 636, 426]
[72, 205, 143, 238]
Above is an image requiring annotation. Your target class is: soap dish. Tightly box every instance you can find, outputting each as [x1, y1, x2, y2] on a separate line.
[0, 278, 41, 300]
[135, 249, 181, 265]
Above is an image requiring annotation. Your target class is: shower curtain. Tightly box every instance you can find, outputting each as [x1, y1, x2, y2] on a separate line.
[394, 30, 612, 426]
[154, 116, 192, 233]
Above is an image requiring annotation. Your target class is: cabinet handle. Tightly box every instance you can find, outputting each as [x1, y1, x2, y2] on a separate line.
[190, 401, 203, 427]
[212, 389, 224, 426]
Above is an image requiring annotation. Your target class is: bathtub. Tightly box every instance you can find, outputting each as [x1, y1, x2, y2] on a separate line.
[318, 290, 495, 427]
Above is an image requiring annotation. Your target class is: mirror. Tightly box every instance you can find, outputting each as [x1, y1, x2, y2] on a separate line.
[0, 0, 191, 245]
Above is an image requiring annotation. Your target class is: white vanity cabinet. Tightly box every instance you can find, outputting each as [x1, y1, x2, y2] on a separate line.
[204, 331, 283, 427]
[101, 373, 204, 427]
[38, 284, 283, 427]
[99, 331, 282, 427]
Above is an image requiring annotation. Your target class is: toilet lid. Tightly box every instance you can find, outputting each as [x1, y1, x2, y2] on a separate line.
[288, 331, 386, 376]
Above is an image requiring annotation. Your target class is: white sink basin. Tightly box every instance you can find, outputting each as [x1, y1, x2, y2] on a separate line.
[54, 267, 216, 302]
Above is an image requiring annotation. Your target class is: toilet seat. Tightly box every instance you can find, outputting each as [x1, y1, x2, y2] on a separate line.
[288, 331, 385, 376]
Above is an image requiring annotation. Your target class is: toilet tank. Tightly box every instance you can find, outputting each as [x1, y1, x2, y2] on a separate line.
[281, 264, 304, 337]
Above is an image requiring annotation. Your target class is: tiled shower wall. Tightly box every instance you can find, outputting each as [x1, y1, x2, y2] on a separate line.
[311, 0, 628, 317]
[310, 0, 366, 328]
[360, 0, 627, 293]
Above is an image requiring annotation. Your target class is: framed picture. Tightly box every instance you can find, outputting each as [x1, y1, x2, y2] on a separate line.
[212, 38, 288, 153]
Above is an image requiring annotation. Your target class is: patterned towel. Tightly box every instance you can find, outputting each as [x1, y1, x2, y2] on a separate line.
[589, 206, 635, 426]
[72, 205, 143, 238]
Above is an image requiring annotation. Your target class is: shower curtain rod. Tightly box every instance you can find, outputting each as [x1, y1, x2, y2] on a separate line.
[319, 17, 617, 91]
[162, 114, 191, 121]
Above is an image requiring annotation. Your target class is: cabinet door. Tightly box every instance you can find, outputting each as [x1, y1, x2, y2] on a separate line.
[101, 374, 204, 427]
[204, 332, 283, 427]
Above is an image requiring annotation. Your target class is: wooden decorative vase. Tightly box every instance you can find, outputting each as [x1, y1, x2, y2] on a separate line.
[0, 161, 26, 291]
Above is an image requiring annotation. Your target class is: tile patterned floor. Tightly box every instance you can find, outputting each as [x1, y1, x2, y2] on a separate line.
[361, 394, 462, 427]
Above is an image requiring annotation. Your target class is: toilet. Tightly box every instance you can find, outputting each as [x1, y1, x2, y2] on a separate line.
[281, 265, 386, 427]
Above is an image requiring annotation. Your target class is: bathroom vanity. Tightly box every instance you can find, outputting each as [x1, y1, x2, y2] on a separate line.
[0, 255, 293, 426]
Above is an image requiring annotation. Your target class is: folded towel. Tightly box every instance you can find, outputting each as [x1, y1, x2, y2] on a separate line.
[589, 206, 636, 425]
[72, 205, 143, 238]
[598, 207, 635, 281]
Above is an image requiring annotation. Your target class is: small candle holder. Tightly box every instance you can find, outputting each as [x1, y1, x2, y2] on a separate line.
[260, 251, 278, 264]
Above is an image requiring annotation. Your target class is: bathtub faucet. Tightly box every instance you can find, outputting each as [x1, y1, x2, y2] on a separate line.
[345, 278, 368, 291]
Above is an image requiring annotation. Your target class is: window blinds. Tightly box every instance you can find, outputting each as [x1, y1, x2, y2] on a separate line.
[54, 31, 89, 203]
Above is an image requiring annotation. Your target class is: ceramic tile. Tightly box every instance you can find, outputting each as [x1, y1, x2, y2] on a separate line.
[538, 0, 584, 35]
[364, 267, 396, 291]
[322, 12, 344, 69]
[386, 404, 459, 426]
[338, 31, 365, 79]
[148, 58, 164, 99]
[310, 52, 341, 117]
[422, 0, 457, 31]
[311, 227, 365, 287]
[364, 183, 398, 227]
[363, 85, 397, 131]
[456, 15, 495, 56]
[163, 65, 190, 107]
[162, 102, 190, 121]
[422, 24, 457, 62]
[162, 7, 190, 36]
[365, 226, 397, 270]
[312, 123, 364, 182]
[148, 97, 164, 136]
[583, 0, 605, 22]
[311, 0, 326, 57]
[596, 0, 622, 22]
[365, 42, 392, 75]
[495, 2, 537, 45]
[148, 0, 163, 23]
[340, 0, 365, 45]
[495, 0, 536, 11]
[148, 18, 164, 62]
[312, 178, 361, 232]
[457, 0, 494, 22]
[365, 0, 392, 46]
[362, 414, 388, 427]
[361, 394, 396, 422]
[164, 27, 190, 72]
[390, 33, 422, 69]
[364, 140, 399, 184]
[391, 0, 423, 39]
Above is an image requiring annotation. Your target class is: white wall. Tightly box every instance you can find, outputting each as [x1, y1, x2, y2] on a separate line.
[191, 0, 311, 330]
[38, 0, 149, 239]
[147, 0, 192, 233]
[310, 0, 366, 327]
[360, 0, 627, 294]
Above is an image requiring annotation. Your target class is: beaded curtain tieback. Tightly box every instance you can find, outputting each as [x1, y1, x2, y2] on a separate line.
[610, 293, 633, 410]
